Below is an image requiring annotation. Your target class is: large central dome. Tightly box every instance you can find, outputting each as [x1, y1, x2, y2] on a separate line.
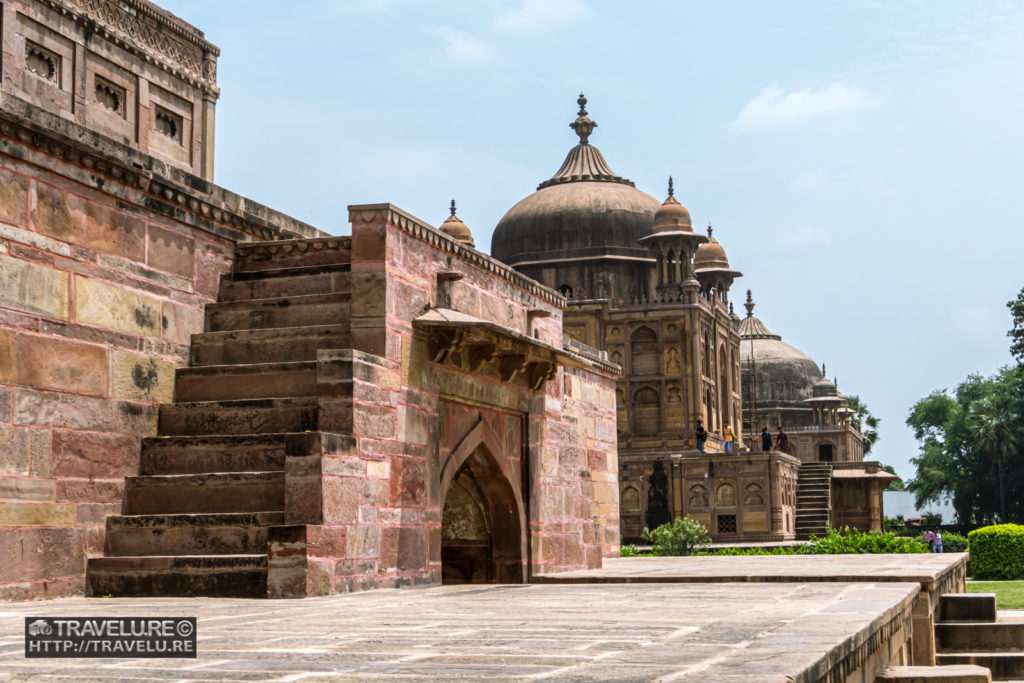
[491, 96, 660, 301]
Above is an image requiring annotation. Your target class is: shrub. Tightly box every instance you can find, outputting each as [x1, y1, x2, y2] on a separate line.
[641, 517, 711, 556]
[620, 544, 643, 557]
[799, 527, 929, 554]
[969, 524, 1024, 579]
[942, 533, 968, 553]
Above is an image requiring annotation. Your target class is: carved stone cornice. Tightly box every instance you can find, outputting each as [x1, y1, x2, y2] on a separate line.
[40, 0, 220, 95]
[0, 97, 321, 243]
[349, 203, 566, 309]
[236, 237, 350, 259]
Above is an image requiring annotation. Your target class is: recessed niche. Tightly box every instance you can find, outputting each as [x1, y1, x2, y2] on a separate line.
[26, 41, 59, 85]
[94, 77, 125, 116]
[154, 106, 182, 144]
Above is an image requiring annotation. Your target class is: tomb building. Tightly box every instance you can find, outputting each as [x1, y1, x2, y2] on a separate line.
[492, 97, 892, 542]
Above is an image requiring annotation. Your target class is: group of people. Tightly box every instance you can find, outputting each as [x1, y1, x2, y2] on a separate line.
[694, 421, 791, 454]
[922, 530, 944, 553]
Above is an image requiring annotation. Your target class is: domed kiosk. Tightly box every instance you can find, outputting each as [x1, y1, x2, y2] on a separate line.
[492, 95, 661, 304]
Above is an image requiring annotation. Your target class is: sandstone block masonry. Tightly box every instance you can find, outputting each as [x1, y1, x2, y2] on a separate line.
[86, 205, 620, 598]
[0, 91, 321, 599]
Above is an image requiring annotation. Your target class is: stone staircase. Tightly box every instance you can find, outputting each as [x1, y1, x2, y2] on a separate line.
[86, 238, 350, 597]
[795, 462, 832, 540]
[934, 593, 1024, 680]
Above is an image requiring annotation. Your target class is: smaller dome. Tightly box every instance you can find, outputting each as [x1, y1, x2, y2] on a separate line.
[440, 200, 475, 248]
[694, 225, 729, 269]
[653, 177, 692, 233]
[811, 376, 839, 397]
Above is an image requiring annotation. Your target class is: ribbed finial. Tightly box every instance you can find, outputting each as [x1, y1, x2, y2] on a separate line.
[744, 289, 754, 318]
[667, 176, 674, 198]
[569, 92, 597, 144]
[707, 224, 713, 238]
[449, 199, 457, 217]
[821, 363, 826, 377]
[729, 302, 735, 315]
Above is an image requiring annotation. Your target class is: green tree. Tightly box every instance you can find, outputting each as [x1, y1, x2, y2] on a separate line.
[1008, 288, 1024, 363]
[882, 465, 906, 491]
[970, 387, 1021, 522]
[846, 395, 880, 455]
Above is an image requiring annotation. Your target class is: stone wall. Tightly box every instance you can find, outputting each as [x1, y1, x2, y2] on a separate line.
[0, 96, 321, 599]
[3, 0, 220, 179]
[268, 205, 620, 595]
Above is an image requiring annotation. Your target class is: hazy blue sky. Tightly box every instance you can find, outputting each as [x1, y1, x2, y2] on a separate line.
[161, 1, 1024, 482]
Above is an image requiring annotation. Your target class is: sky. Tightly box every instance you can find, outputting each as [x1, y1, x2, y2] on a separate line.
[160, 0, 1024, 482]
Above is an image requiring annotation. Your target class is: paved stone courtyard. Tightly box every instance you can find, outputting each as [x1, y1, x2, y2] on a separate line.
[0, 582, 917, 681]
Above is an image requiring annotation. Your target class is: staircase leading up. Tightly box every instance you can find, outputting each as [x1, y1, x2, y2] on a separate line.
[794, 462, 832, 540]
[86, 239, 351, 598]
[935, 593, 1024, 681]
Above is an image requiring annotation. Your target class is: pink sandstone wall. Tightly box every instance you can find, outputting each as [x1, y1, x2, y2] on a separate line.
[268, 206, 619, 596]
[0, 98, 319, 599]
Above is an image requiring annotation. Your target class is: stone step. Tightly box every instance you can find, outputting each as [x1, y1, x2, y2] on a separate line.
[190, 324, 350, 366]
[936, 653, 1024, 680]
[140, 434, 291, 475]
[175, 361, 317, 402]
[87, 555, 267, 598]
[218, 263, 351, 302]
[125, 471, 285, 515]
[936, 621, 1024, 653]
[105, 512, 283, 556]
[876, 665, 992, 682]
[204, 292, 350, 332]
[235, 237, 350, 272]
[941, 594, 998, 623]
[158, 397, 318, 436]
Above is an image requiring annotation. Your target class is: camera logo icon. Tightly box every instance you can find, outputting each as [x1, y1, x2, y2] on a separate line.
[28, 620, 52, 636]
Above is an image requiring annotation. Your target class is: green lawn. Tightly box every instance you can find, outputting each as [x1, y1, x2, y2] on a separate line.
[966, 581, 1024, 609]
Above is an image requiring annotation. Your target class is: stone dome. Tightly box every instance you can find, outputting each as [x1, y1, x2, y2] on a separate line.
[694, 226, 730, 270]
[738, 292, 823, 409]
[439, 200, 474, 248]
[811, 376, 839, 397]
[491, 95, 660, 268]
[652, 177, 693, 233]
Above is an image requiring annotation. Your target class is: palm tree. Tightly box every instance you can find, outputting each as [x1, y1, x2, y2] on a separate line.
[846, 395, 880, 455]
[970, 391, 1021, 523]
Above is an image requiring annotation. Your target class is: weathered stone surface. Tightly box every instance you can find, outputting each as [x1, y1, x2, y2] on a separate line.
[0, 424, 30, 474]
[74, 275, 162, 337]
[14, 388, 156, 434]
[0, 527, 84, 582]
[147, 224, 195, 278]
[0, 582, 918, 680]
[0, 167, 29, 228]
[111, 350, 175, 402]
[0, 255, 69, 319]
[51, 430, 139, 479]
[0, 501, 75, 526]
[161, 300, 205, 346]
[0, 331, 108, 396]
[36, 183, 146, 260]
[0, 476, 55, 500]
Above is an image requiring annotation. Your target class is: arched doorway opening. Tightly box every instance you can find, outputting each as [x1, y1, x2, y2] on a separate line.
[441, 446, 524, 584]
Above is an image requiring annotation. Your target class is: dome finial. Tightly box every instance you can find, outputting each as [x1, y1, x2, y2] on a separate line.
[667, 176, 674, 198]
[821, 362, 826, 377]
[707, 224, 714, 238]
[569, 92, 597, 144]
[744, 289, 754, 318]
[449, 199, 457, 217]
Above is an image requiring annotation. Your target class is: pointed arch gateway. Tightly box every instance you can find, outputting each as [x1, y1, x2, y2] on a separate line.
[440, 420, 527, 584]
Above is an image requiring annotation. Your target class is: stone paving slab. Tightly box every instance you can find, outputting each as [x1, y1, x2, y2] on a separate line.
[0, 582, 916, 681]
[537, 553, 969, 587]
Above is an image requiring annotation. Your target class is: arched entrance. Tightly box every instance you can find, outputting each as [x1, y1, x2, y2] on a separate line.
[441, 446, 524, 584]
